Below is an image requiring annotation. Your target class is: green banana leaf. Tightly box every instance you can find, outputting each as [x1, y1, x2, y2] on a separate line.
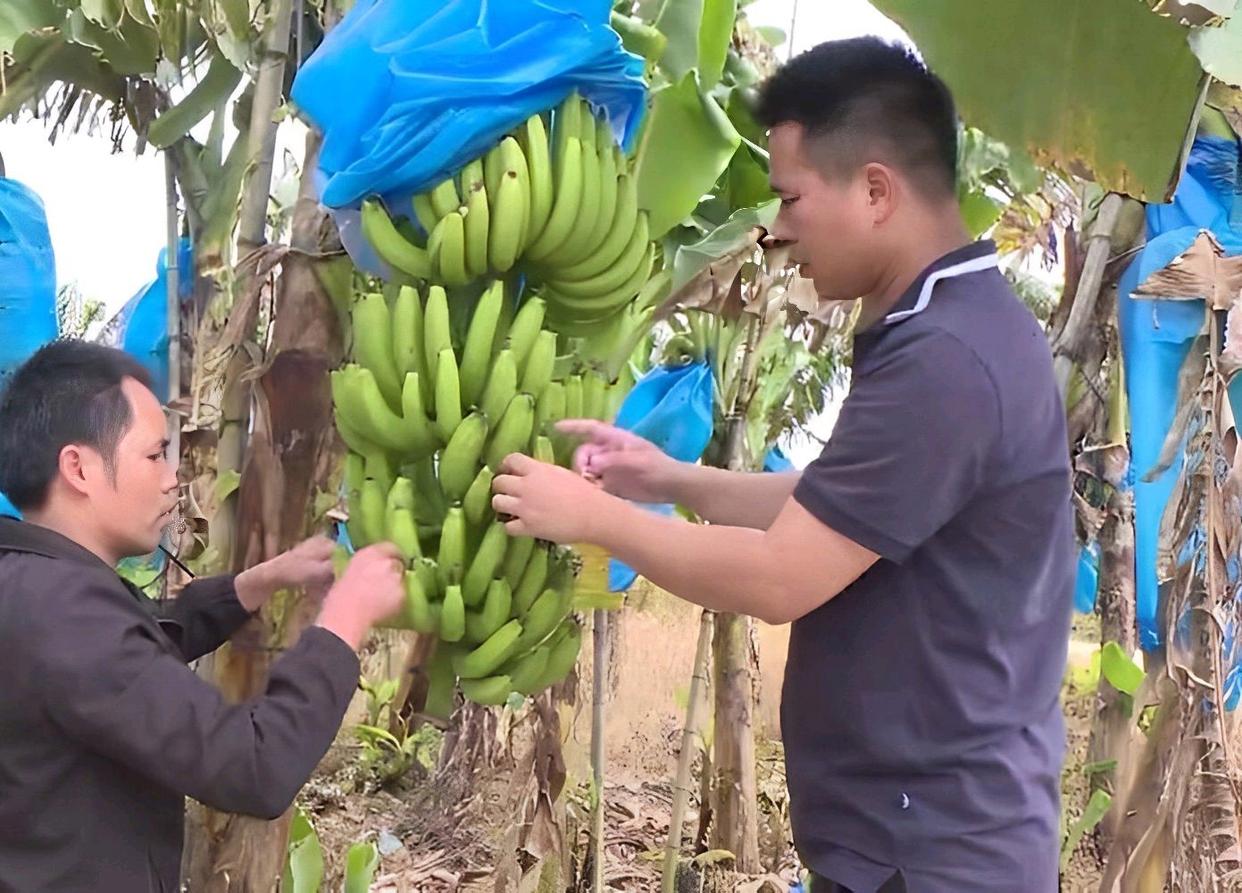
[148, 51, 242, 148]
[1190, 14, 1242, 87]
[344, 842, 380, 893]
[283, 809, 325, 893]
[0, 0, 63, 54]
[871, 0, 1206, 201]
[655, 0, 737, 87]
[671, 198, 778, 293]
[636, 71, 742, 239]
[698, 0, 737, 89]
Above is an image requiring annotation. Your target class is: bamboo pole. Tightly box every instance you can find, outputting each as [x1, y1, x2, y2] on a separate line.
[590, 607, 610, 892]
[661, 608, 715, 893]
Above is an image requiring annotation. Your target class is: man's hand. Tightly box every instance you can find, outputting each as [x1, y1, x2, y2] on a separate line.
[234, 535, 336, 612]
[315, 543, 406, 650]
[491, 453, 613, 544]
[556, 420, 682, 503]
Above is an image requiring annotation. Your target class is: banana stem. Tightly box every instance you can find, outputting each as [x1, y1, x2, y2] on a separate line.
[661, 608, 715, 893]
[590, 607, 610, 892]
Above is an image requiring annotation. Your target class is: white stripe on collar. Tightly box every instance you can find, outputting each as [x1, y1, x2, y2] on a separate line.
[884, 253, 1000, 324]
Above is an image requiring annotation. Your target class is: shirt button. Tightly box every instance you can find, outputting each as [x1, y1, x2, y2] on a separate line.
[900, 793, 911, 810]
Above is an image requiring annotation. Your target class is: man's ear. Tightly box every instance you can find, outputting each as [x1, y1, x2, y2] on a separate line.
[864, 162, 899, 227]
[57, 444, 94, 498]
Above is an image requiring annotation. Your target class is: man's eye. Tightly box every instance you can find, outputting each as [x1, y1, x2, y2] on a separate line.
[780, 197, 798, 207]
[149, 453, 164, 461]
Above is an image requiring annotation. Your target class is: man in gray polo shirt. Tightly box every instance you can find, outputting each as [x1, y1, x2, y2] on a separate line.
[492, 37, 1073, 892]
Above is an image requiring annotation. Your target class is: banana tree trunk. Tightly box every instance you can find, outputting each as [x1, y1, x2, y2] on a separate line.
[183, 129, 348, 891]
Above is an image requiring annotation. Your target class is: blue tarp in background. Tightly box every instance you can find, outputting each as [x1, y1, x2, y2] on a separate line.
[1117, 134, 1242, 653]
[100, 237, 194, 402]
[290, 0, 648, 277]
[0, 177, 58, 518]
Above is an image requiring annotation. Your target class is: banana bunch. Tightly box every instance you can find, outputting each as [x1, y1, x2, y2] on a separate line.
[331, 279, 642, 713]
[356, 93, 656, 339]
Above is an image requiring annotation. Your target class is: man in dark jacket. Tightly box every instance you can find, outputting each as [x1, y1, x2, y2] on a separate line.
[0, 340, 406, 892]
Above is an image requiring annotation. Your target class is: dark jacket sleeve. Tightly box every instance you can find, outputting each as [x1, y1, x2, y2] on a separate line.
[156, 574, 252, 662]
[34, 572, 360, 820]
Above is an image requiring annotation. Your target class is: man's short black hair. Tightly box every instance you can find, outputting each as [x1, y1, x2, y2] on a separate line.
[0, 340, 154, 511]
[757, 37, 959, 200]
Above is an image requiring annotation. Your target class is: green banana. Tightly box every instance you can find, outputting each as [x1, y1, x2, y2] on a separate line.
[331, 366, 407, 453]
[403, 569, 438, 634]
[521, 113, 554, 243]
[438, 506, 467, 583]
[364, 450, 395, 498]
[533, 380, 566, 441]
[423, 646, 457, 720]
[334, 408, 375, 459]
[465, 578, 512, 644]
[555, 175, 639, 283]
[399, 371, 440, 457]
[462, 466, 495, 527]
[524, 136, 583, 262]
[413, 193, 439, 237]
[460, 281, 505, 407]
[507, 298, 548, 379]
[571, 134, 619, 267]
[459, 157, 485, 194]
[503, 536, 537, 589]
[460, 674, 514, 706]
[361, 199, 432, 280]
[583, 370, 607, 421]
[411, 457, 447, 525]
[359, 477, 386, 548]
[439, 411, 488, 502]
[454, 618, 523, 679]
[564, 373, 584, 419]
[346, 489, 367, 550]
[351, 293, 403, 409]
[489, 164, 527, 274]
[423, 286, 452, 387]
[479, 348, 518, 426]
[513, 587, 569, 654]
[440, 583, 466, 642]
[344, 452, 366, 495]
[462, 520, 508, 607]
[431, 211, 469, 287]
[548, 211, 651, 298]
[519, 330, 556, 399]
[533, 435, 555, 465]
[513, 546, 550, 616]
[387, 507, 421, 562]
[463, 181, 491, 280]
[552, 93, 582, 167]
[543, 121, 600, 268]
[485, 393, 536, 471]
[433, 348, 464, 443]
[546, 243, 655, 319]
[391, 285, 426, 383]
[428, 177, 461, 221]
[414, 557, 441, 602]
[507, 644, 551, 695]
[531, 618, 582, 692]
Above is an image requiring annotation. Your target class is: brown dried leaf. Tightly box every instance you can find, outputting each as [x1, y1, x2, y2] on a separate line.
[1134, 230, 1242, 310]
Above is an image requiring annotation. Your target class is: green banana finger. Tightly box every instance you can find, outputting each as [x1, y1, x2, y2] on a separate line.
[454, 618, 523, 679]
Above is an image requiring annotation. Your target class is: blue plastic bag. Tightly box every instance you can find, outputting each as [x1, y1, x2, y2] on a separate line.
[0, 177, 57, 384]
[100, 238, 194, 401]
[0, 177, 58, 517]
[1119, 134, 1242, 651]
[291, 0, 647, 217]
[1074, 541, 1100, 614]
[608, 361, 715, 592]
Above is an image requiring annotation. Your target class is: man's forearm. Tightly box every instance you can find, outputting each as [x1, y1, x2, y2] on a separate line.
[666, 465, 801, 529]
[590, 498, 790, 622]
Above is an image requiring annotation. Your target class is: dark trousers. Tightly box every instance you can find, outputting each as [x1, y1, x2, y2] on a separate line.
[809, 871, 907, 893]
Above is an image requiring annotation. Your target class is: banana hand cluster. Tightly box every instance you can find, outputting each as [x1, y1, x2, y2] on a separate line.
[331, 279, 637, 712]
[357, 94, 656, 341]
